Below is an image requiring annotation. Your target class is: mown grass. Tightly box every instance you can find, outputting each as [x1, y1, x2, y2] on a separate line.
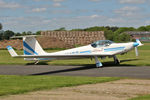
[129, 95, 150, 100]
[0, 43, 150, 66]
[0, 75, 120, 96]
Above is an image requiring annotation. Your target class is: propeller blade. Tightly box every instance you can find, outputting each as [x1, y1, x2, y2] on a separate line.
[135, 47, 138, 56]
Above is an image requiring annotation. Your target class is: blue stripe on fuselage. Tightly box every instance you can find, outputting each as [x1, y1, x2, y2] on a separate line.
[80, 50, 91, 54]
[38, 58, 56, 60]
[104, 47, 125, 52]
[23, 41, 38, 55]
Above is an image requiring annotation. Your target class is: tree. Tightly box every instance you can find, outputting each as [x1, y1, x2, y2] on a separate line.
[54, 27, 66, 31]
[26, 31, 32, 35]
[15, 32, 21, 36]
[105, 26, 119, 32]
[104, 30, 114, 41]
[112, 27, 135, 42]
[3, 30, 15, 40]
[84, 26, 107, 31]
[0, 23, 2, 30]
[0, 30, 4, 40]
[22, 31, 27, 36]
[0, 32, 3, 40]
[119, 33, 130, 42]
[145, 25, 150, 31]
[70, 29, 84, 31]
[36, 31, 41, 35]
[21, 31, 35, 36]
[137, 26, 148, 31]
[115, 27, 136, 34]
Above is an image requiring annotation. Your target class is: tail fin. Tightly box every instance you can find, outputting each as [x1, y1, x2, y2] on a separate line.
[7, 46, 18, 57]
[136, 39, 143, 46]
[23, 37, 46, 55]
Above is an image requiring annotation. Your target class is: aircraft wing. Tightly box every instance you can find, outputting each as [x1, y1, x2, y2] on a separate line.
[14, 54, 113, 58]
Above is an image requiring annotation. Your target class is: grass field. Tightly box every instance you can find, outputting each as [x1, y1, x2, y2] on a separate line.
[0, 43, 150, 66]
[0, 43, 150, 99]
[129, 95, 150, 100]
[0, 75, 120, 96]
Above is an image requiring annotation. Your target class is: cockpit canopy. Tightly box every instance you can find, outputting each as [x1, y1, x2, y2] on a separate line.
[91, 40, 114, 48]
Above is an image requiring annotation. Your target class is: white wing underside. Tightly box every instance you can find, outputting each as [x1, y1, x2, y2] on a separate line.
[14, 54, 113, 58]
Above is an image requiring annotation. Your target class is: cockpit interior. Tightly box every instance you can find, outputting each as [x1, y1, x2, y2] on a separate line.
[91, 40, 114, 48]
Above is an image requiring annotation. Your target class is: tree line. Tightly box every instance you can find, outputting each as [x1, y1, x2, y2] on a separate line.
[0, 23, 41, 40]
[57, 25, 150, 42]
[0, 30, 41, 41]
[0, 22, 150, 42]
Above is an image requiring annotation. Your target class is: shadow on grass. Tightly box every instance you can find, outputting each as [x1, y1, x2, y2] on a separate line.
[103, 62, 136, 67]
[120, 59, 139, 63]
[26, 62, 49, 65]
[102, 58, 139, 67]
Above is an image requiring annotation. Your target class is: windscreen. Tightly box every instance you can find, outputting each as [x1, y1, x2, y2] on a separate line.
[91, 40, 114, 48]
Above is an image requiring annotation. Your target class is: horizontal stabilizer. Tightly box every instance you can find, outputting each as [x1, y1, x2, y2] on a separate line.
[6, 46, 18, 57]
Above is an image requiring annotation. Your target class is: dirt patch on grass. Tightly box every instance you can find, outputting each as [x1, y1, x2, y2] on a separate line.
[1, 79, 150, 100]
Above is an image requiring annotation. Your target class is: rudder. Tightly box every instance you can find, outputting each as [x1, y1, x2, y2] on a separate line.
[23, 37, 46, 55]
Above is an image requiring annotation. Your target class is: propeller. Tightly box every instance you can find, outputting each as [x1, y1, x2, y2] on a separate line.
[133, 39, 143, 57]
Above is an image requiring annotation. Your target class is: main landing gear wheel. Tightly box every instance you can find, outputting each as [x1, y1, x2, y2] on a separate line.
[34, 60, 39, 65]
[113, 56, 120, 65]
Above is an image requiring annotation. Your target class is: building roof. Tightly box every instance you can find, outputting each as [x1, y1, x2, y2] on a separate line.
[126, 31, 150, 35]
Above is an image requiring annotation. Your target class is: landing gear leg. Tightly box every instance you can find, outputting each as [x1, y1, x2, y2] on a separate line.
[34, 60, 39, 65]
[113, 56, 120, 64]
[94, 56, 103, 68]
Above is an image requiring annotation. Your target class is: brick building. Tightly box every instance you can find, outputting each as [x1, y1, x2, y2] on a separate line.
[41, 31, 105, 47]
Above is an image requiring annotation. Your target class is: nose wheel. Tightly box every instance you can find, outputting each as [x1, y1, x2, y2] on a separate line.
[94, 56, 103, 68]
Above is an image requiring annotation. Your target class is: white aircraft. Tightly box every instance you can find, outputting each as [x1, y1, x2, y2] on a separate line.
[7, 35, 143, 67]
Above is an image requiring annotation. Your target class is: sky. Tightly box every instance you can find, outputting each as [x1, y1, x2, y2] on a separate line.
[0, 0, 150, 32]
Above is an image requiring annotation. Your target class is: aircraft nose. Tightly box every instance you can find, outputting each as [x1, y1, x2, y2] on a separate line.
[133, 42, 139, 47]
